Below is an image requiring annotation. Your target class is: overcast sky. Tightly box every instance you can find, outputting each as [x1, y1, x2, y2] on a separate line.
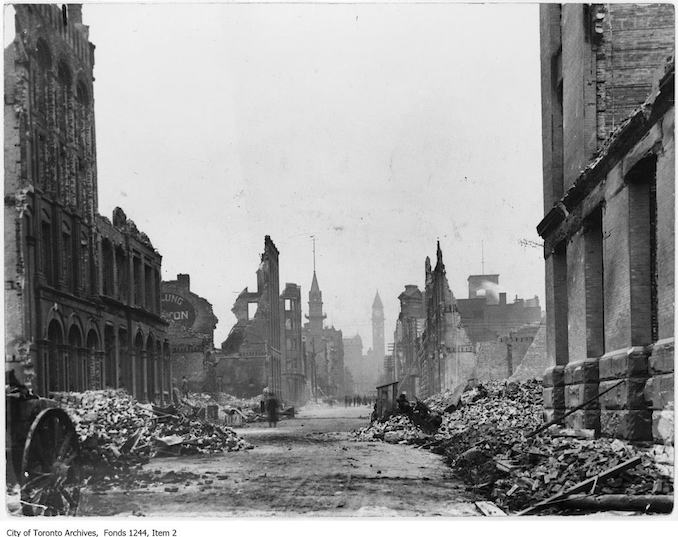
[6, 2, 545, 351]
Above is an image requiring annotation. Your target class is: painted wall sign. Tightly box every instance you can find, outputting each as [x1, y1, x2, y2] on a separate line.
[161, 292, 196, 328]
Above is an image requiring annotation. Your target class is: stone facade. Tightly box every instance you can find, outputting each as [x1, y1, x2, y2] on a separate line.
[161, 274, 218, 393]
[539, 4, 674, 441]
[4, 5, 170, 402]
[218, 236, 283, 399]
[281, 283, 308, 405]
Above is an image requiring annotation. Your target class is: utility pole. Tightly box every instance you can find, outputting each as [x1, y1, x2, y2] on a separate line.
[311, 235, 316, 272]
[481, 240, 485, 274]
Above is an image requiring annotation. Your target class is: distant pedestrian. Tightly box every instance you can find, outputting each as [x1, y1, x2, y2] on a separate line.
[265, 391, 280, 427]
[181, 376, 189, 397]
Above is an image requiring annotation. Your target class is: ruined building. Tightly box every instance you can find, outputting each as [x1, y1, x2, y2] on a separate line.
[218, 236, 282, 398]
[539, 4, 674, 441]
[281, 283, 308, 405]
[302, 270, 345, 398]
[392, 285, 425, 396]
[342, 334, 363, 394]
[417, 243, 476, 398]
[455, 275, 544, 380]
[161, 274, 218, 393]
[4, 5, 171, 402]
[372, 291, 385, 369]
[343, 333, 377, 396]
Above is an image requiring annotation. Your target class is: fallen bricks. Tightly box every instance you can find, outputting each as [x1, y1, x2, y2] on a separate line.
[50, 390, 253, 479]
[354, 379, 674, 514]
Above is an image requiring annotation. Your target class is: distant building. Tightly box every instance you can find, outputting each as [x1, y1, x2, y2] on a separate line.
[303, 270, 345, 398]
[4, 5, 170, 402]
[417, 243, 476, 398]
[456, 275, 543, 381]
[281, 283, 307, 405]
[392, 285, 425, 396]
[161, 274, 218, 393]
[218, 236, 283, 399]
[372, 291, 385, 368]
[344, 332, 380, 396]
[538, 4, 674, 441]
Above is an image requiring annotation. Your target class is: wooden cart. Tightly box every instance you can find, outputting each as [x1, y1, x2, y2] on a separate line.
[6, 385, 81, 516]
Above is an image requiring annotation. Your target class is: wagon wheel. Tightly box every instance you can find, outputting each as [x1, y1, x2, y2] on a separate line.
[20, 408, 81, 516]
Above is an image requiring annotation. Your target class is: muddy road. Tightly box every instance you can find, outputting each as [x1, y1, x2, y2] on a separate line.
[79, 405, 481, 516]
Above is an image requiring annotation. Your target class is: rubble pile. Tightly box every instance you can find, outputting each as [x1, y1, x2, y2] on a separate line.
[183, 392, 261, 422]
[51, 390, 252, 476]
[354, 379, 674, 513]
[424, 389, 460, 414]
[431, 379, 544, 458]
[353, 414, 429, 444]
[451, 434, 674, 513]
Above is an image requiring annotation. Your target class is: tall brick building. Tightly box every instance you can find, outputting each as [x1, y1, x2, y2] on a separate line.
[539, 4, 674, 441]
[4, 5, 171, 402]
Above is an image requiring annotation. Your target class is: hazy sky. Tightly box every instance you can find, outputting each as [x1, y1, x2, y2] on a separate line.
[6, 2, 545, 350]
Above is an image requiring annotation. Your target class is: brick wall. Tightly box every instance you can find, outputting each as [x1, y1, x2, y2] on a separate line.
[605, 4, 675, 131]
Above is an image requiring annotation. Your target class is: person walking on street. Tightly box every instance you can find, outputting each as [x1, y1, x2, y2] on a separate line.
[265, 391, 280, 428]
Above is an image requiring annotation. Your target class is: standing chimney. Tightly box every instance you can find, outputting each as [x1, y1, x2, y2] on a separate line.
[499, 292, 507, 305]
[68, 5, 83, 24]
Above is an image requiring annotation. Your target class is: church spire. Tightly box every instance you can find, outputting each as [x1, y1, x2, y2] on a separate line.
[372, 290, 383, 310]
[306, 237, 326, 331]
[310, 271, 321, 296]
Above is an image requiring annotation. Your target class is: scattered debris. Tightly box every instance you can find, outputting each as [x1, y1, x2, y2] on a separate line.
[354, 379, 674, 514]
[475, 500, 507, 516]
[50, 390, 253, 479]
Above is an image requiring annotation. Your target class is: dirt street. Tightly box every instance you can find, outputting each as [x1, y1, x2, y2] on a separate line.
[78, 405, 481, 516]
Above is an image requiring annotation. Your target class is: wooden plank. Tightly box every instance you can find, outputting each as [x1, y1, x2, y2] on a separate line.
[475, 501, 507, 517]
[559, 494, 673, 514]
[516, 456, 642, 516]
